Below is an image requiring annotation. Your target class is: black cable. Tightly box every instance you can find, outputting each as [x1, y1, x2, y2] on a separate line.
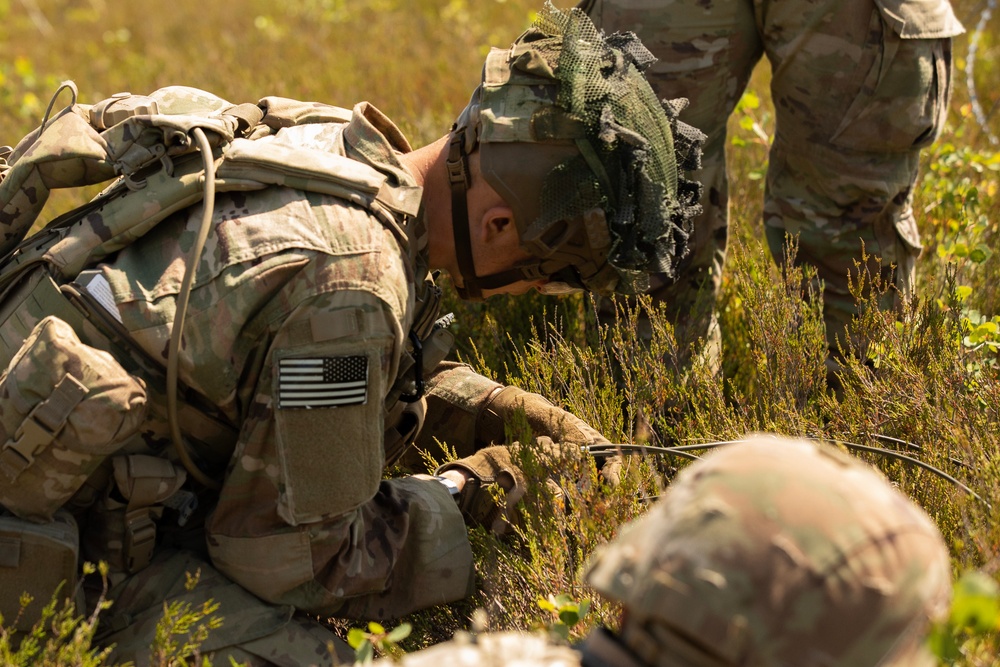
[584, 437, 990, 509]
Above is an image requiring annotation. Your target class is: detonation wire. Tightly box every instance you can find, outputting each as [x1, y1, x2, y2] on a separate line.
[583, 437, 989, 509]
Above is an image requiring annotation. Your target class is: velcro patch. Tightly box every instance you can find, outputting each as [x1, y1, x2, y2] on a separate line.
[277, 356, 368, 409]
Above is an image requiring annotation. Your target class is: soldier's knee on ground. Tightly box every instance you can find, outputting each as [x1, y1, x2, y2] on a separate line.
[225, 615, 355, 667]
[96, 549, 351, 667]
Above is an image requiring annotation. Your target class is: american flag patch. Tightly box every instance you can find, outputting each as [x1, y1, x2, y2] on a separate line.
[277, 356, 368, 409]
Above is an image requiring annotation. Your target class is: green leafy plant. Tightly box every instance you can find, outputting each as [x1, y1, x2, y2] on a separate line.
[928, 571, 1000, 664]
[0, 563, 238, 667]
[0, 562, 114, 667]
[347, 622, 412, 664]
[535, 594, 591, 643]
[729, 90, 771, 182]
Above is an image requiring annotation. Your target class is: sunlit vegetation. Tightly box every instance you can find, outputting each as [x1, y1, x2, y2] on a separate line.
[0, 0, 997, 663]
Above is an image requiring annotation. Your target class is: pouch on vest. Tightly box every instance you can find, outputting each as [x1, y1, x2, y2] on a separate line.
[0, 508, 80, 633]
[82, 454, 187, 575]
[0, 316, 149, 523]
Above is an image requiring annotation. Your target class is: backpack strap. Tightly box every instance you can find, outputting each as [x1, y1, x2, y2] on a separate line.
[0, 103, 116, 258]
[0, 83, 434, 486]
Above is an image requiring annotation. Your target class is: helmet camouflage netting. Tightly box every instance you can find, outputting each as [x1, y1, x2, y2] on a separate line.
[448, 2, 704, 298]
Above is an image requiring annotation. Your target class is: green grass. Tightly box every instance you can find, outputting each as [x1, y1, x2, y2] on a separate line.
[1, 0, 998, 664]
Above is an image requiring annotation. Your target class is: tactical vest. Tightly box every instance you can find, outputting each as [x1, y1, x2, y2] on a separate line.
[0, 83, 451, 621]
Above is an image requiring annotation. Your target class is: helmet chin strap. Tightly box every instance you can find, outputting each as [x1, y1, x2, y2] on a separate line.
[448, 131, 590, 298]
[446, 132, 548, 299]
[446, 132, 483, 301]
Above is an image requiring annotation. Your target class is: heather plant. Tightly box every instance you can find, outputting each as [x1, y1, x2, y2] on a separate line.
[0, 0, 998, 664]
[0, 563, 114, 667]
[148, 570, 225, 667]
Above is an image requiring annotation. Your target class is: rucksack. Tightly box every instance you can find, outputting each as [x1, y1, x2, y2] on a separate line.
[0, 83, 451, 610]
[0, 81, 424, 289]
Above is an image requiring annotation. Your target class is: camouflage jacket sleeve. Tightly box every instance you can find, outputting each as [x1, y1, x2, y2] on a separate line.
[414, 362, 504, 459]
[205, 288, 474, 618]
[414, 361, 608, 459]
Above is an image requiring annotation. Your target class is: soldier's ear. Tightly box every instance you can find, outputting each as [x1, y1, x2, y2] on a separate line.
[480, 205, 517, 246]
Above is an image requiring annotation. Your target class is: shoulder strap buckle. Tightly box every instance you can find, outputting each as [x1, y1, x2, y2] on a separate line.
[123, 507, 157, 573]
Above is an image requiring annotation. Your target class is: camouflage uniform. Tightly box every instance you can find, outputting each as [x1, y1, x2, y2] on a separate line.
[584, 0, 964, 355]
[0, 8, 702, 662]
[84, 105, 516, 662]
[377, 631, 581, 667]
[0, 93, 533, 665]
[378, 435, 952, 667]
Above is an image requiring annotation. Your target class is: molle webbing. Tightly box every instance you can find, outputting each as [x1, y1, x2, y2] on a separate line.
[0, 315, 151, 525]
[0, 375, 88, 482]
[0, 268, 238, 470]
[0, 86, 431, 474]
[0, 509, 80, 634]
[0, 90, 422, 292]
[108, 454, 187, 573]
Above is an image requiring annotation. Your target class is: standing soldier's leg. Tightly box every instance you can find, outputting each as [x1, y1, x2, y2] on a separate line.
[759, 0, 961, 355]
[583, 0, 763, 365]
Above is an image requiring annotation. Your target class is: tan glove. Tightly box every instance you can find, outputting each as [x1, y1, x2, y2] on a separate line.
[436, 437, 573, 537]
[436, 445, 527, 536]
[476, 386, 610, 451]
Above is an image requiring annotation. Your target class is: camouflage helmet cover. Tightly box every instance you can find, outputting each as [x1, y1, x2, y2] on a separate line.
[449, 2, 704, 298]
[585, 435, 952, 667]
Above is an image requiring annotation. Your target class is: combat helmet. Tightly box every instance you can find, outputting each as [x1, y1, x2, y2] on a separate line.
[585, 435, 952, 667]
[447, 2, 704, 299]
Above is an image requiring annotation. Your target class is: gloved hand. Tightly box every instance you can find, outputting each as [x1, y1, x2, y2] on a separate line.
[436, 437, 572, 537]
[476, 386, 610, 451]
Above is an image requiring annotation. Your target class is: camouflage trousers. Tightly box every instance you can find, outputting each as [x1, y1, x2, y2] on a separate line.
[91, 549, 354, 667]
[584, 0, 960, 356]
